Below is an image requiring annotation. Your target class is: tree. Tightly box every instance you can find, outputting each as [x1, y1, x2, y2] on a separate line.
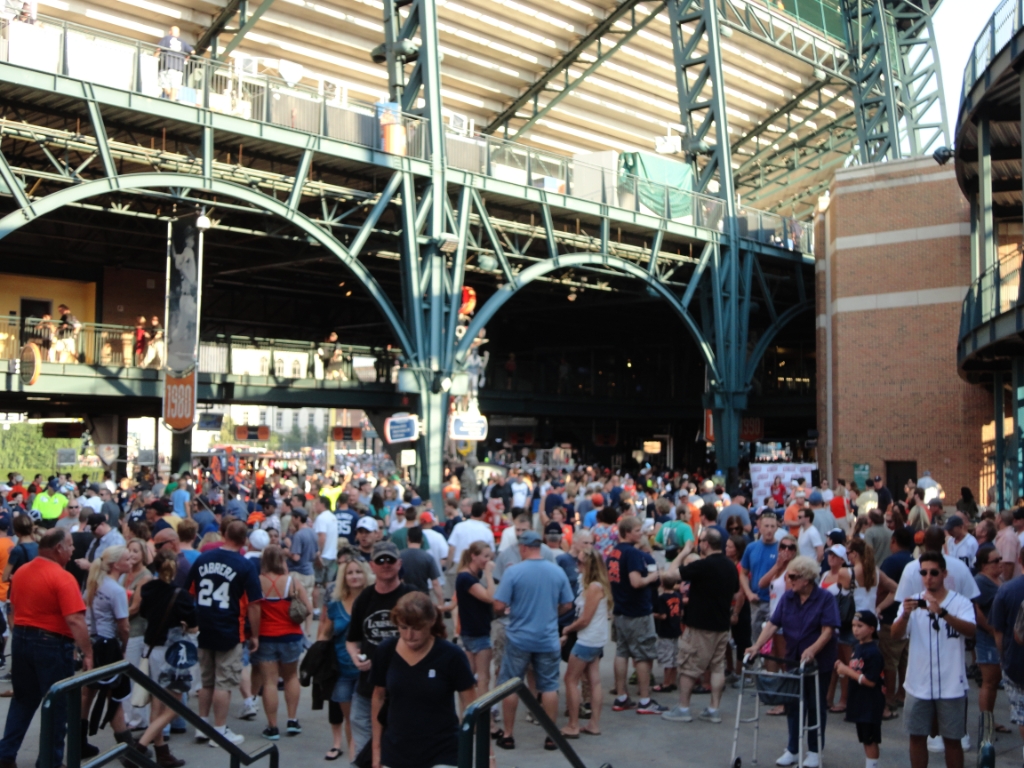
[219, 416, 235, 445]
[0, 422, 83, 481]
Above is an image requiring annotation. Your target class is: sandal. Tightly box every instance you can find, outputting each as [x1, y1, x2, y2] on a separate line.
[995, 724, 1011, 734]
[490, 729, 504, 740]
[559, 730, 580, 739]
[828, 705, 846, 713]
[496, 736, 515, 750]
[882, 709, 898, 721]
[652, 683, 677, 693]
[581, 727, 601, 736]
[544, 737, 557, 751]
[766, 705, 785, 716]
[324, 748, 342, 761]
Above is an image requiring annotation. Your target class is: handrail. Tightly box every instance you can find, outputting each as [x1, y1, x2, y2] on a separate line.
[457, 677, 609, 768]
[40, 660, 279, 768]
[959, 252, 1023, 341]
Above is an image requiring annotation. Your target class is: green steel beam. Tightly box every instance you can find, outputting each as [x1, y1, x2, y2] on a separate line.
[218, 0, 276, 60]
[890, 0, 950, 155]
[195, 0, 243, 56]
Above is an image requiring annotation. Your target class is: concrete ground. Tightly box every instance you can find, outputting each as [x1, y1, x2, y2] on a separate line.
[2, 655, 1023, 768]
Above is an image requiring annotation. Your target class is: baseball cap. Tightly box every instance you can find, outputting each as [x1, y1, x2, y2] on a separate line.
[419, 512, 436, 526]
[88, 483, 101, 493]
[86, 513, 106, 530]
[356, 517, 379, 533]
[827, 528, 847, 545]
[874, 475, 882, 483]
[808, 491, 823, 505]
[590, 493, 604, 506]
[248, 530, 269, 551]
[371, 541, 400, 562]
[544, 521, 563, 537]
[410, 496, 423, 506]
[518, 530, 542, 547]
[47, 478, 60, 490]
[826, 544, 847, 562]
[853, 610, 879, 636]
[944, 516, 963, 531]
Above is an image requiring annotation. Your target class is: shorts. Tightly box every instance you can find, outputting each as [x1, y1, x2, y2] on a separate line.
[570, 643, 604, 664]
[856, 722, 882, 745]
[252, 637, 304, 665]
[292, 572, 315, 599]
[198, 644, 244, 691]
[1004, 678, 1024, 725]
[904, 693, 966, 740]
[460, 635, 492, 654]
[497, 643, 561, 694]
[677, 627, 729, 679]
[331, 675, 357, 704]
[837, 627, 856, 646]
[316, 559, 339, 587]
[158, 68, 184, 91]
[975, 631, 999, 666]
[613, 614, 658, 662]
[656, 637, 679, 668]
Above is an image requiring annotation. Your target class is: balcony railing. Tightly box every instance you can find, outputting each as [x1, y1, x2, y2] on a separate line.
[0, 317, 400, 383]
[960, 254, 1023, 341]
[0, 15, 813, 253]
[962, 0, 1022, 110]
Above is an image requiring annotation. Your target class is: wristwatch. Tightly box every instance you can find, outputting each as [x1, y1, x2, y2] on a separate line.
[938, 608, 948, 619]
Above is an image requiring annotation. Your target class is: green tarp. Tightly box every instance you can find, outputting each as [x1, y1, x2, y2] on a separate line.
[618, 151, 694, 219]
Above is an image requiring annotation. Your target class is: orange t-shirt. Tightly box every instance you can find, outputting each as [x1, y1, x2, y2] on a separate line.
[11, 556, 86, 636]
[0, 538, 14, 601]
[783, 503, 801, 537]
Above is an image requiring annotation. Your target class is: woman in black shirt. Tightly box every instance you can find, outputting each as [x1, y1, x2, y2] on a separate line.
[371, 593, 476, 768]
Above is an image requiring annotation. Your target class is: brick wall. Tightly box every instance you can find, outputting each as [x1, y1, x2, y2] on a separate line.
[815, 157, 991, 499]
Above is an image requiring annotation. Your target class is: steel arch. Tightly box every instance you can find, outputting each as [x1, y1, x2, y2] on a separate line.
[454, 252, 720, 381]
[744, 299, 814, 386]
[0, 172, 415, 354]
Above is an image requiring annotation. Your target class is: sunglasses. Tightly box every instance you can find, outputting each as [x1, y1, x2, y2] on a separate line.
[374, 556, 398, 565]
[919, 569, 942, 577]
[779, 544, 796, 551]
[986, 558, 1003, 565]
[785, 573, 804, 581]
[68, 506, 80, 510]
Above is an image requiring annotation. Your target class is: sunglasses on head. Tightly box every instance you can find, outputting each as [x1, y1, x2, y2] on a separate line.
[779, 544, 796, 551]
[919, 569, 942, 577]
[374, 556, 398, 565]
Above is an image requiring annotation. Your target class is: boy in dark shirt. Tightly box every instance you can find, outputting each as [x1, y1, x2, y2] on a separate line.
[836, 610, 885, 768]
[652, 573, 682, 693]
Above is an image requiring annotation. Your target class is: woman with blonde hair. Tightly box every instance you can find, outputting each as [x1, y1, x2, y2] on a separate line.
[455, 542, 496, 702]
[121, 538, 153, 731]
[253, 544, 312, 740]
[80, 546, 135, 758]
[560, 549, 612, 738]
[317, 553, 372, 760]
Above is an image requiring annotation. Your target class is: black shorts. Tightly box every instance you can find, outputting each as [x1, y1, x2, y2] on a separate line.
[855, 721, 882, 745]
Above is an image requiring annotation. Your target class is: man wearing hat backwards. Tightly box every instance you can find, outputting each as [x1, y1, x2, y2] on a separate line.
[943, 515, 978, 570]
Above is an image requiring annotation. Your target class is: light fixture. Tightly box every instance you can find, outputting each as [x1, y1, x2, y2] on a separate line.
[345, 290, 352, 297]
[338, 281, 346, 287]
[567, 291, 577, 302]
[195, 207, 211, 231]
[437, 233, 460, 254]
[933, 146, 954, 165]
[477, 254, 498, 271]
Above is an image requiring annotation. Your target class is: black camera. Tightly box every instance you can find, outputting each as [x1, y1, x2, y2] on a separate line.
[916, 599, 928, 609]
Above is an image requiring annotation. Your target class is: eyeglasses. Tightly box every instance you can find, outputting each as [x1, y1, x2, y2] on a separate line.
[779, 544, 796, 551]
[374, 556, 398, 565]
[785, 573, 804, 581]
[68, 506, 80, 510]
[986, 558, 1003, 565]
[919, 569, 942, 577]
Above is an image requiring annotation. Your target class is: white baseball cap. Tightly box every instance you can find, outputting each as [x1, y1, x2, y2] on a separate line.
[356, 517, 379, 533]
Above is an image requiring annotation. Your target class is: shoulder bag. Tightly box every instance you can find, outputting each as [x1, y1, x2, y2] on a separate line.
[289, 575, 311, 624]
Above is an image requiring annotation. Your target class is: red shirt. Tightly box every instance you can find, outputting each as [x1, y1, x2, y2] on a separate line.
[11, 556, 86, 637]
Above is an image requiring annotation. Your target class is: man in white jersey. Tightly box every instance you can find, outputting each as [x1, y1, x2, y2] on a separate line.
[892, 551, 975, 768]
[942, 517, 978, 571]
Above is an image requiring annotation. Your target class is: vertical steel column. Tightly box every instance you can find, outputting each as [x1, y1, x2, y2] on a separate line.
[979, 117, 997, 325]
[1013, 358, 1024, 503]
[995, 372, 1006, 512]
[890, 0, 949, 156]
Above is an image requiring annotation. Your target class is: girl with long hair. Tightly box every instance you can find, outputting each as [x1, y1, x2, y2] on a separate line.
[122, 538, 153, 730]
[560, 550, 612, 738]
[455, 542, 496, 703]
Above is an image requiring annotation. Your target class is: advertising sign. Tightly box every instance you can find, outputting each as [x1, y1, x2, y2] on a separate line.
[384, 413, 419, 444]
[450, 413, 488, 441]
[163, 369, 197, 432]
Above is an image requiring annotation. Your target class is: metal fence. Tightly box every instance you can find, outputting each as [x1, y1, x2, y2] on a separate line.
[960, 252, 1023, 340]
[962, 0, 1022, 109]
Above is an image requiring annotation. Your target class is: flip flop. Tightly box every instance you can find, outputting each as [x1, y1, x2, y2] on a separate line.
[828, 706, 846, 713]
[490, 729, 504, 740]
[882, 710, 898, 721]
[559, 731, 580, 739]
[995, 724, 1011, 733]
[581, 728, 601, 736]
[324, 748, 342, 761]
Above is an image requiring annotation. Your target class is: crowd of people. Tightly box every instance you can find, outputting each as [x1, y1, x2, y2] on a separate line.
[0, 464, 1021, 768]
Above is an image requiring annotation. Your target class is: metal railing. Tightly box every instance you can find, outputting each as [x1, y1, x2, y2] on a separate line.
[40, 660, 278, 768]
[0, 317, 400, 382]
[762, 0, 846, 42]
[960, 253, 1023, 340]
[458, 677, 610, 768]
[962, 0, 1023, 111]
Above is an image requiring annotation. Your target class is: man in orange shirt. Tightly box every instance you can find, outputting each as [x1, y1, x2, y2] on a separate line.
[0, 528, 92, 768]
[0, 519, 15, 685]
[782, 490, 805, 537]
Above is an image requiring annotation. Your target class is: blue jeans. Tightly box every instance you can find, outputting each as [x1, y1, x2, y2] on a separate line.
[349, 690, 372, 764]
[786, 670, 828, 755]
[0, 628, 77, 768]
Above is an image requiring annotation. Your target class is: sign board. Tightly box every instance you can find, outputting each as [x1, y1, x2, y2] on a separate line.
[704, 409, 714, 442]
[235, 425, 271, 441]
[96, 444, 119, 466]
[56, 448, 77, 466]
[399, 448, 417, 467]
[197, 413, 224, 431]
[384, 413, 419, 444]
[643, 440, 662, 454]
[137, 449, 156, 466]
[43, 422, 85, 439]
[741, 417, 764, 442]
[163, 370, 197, 432]
[749, 463, 818, 504]
[331, 426, 363, 442]
[853, 463, 871, 489]
[450, 413, 488, 441]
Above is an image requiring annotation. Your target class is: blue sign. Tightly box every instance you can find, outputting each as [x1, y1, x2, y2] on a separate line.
[384, 413, 419, 444]
[450, 413, 488, 441]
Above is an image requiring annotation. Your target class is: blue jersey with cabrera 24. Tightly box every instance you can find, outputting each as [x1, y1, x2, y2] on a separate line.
[186, 548, 263, 651]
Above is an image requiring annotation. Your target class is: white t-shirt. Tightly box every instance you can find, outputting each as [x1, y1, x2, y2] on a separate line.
[797, 525, 824, 560]
[447, 518, 495, 563]
[313, 510, 339, 560]
[81, 496, 103, 514]
[946, 534, 979, 570]
[895, 590, 974, 699]
[389, 506, 408, 535]
[499, 525, 519, 553]
[895, 557, 980, 602]
[769, 573, 786, 617]
[86, 575, 129, 639]
[510, 480, 530, 510]
[421, 528, 448, 573]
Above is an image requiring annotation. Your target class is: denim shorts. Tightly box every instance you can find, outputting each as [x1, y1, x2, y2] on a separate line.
[975, 631, 999, 665]
[461, 635, 492, 654]
[497, 643, 561, 693]
[570, 643, 604, 663]
[252, 637, 304, 665]
[331, 675, 358, 704]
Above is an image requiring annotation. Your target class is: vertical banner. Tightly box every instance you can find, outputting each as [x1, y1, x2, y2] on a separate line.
[164, 217, 203, 373]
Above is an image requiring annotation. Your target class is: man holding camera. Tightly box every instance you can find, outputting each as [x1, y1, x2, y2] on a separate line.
[892, 552, 976, 768]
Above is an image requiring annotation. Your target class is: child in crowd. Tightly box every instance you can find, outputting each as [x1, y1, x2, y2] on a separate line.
[835, 610, 885, 768]
[652, 573, 682, 693]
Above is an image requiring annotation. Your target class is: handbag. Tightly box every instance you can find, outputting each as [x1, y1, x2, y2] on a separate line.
[288, 576, 311, 624]
[836, 580, 856, 632]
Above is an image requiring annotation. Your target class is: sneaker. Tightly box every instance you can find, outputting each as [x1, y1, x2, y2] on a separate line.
[261, 727, 280, 741]
[636, 699, 669, 715]
[775, 751, 797, 766]
[210, 726, 244, 747]
[286, 720, 301, 736]
[313, 608, 321, 619]
[611, 696, 635, 711]
[661, 706, 693, 723]
[927, 736, 945, 753]
[194, 718, 210, 742]
[961, 734, 971, 751]
[803, 752, 820, 768]
[238, 698, 259, 721]
[698, 707, 722, 724]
